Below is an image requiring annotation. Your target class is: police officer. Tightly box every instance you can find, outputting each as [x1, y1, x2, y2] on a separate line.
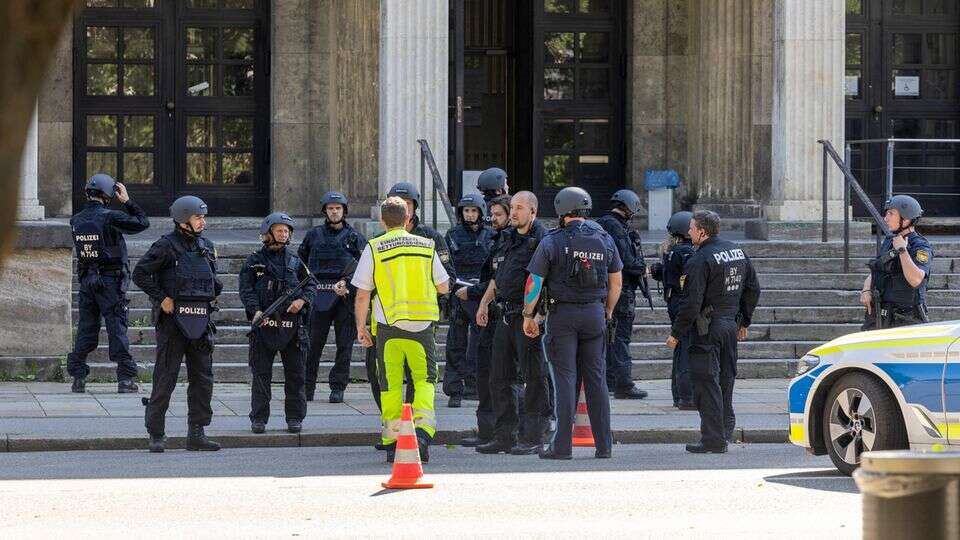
[667, 210, 760, 453]
[299, 191, 366, 403]
[68, 174, 149, 393]
[240, 213, 313, 434]
[460, 195, 512, 447]
[477, 167, 510, 205]
[443, 193, 495, 408]
[861, 195, 933, 329]
[475, 191, 552, 455]
[132, 196, 223, 453]
[650, 211, 696, 409]
[596, 189, 650, 400]
[524, 187, 623, 460]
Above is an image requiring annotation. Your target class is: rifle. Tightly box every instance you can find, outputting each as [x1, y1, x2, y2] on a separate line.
[629, 230, 655, 311]
[251, 262, 318, 330]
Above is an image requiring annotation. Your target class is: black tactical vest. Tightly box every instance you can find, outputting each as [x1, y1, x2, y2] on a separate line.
[72, 211, 122, 270]
[550, 225, 609, 303]
[449, 225, 493, 280]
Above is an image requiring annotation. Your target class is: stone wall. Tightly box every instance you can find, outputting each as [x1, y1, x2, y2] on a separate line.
[37, 23, 73, 218]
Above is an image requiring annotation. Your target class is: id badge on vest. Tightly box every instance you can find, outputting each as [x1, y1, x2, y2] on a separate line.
[174, 300, 211, 340]
[256, 311, 299, 351]
[313, 279, 340, 312]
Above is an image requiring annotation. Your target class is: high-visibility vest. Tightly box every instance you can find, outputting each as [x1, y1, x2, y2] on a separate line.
[369, 228, 439, 325]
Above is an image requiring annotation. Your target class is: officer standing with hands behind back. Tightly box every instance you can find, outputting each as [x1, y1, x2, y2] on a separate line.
[524, 187, 623, 460]
[132, 196, 223, 453]
[68, 174, 149, 394]
[666, 211, 759, 454]
[860, 195, 933, 329]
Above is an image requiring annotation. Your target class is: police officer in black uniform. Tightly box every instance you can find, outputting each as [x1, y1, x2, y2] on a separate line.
[475, 191, 552, 456]
[68, 174, 149, 393]
[667, 210, 760, 453]
[596, 189, 650, 400]
[477, 167, 510, 206]
[861, 195, 933, 330]
[132, 196, 222, 453]
[240, 213, 313, 434]
[460, 195, 512, 447]
[443, 193, 495, 408]
[524, 187, 623, 460]
[299, 191, 366, 403]
[650, 211, 696, 409]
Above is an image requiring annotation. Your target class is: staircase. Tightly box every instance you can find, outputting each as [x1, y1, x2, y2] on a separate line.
[73, 230, 960, 383]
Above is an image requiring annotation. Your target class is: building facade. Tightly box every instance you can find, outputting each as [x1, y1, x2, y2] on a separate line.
[23, 0, 959, 221]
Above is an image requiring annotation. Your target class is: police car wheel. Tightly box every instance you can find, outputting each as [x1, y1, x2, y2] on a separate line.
[821, 373, 908, 476]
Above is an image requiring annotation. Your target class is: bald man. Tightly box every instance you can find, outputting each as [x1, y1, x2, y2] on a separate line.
[475, 192, 554, 455]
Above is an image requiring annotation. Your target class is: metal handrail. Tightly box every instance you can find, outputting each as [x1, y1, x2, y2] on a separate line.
[843, 138, 960, 209]
[417, 139, 456, 229]
[818, 139, 892, 273]
[846, 138, 960, 144]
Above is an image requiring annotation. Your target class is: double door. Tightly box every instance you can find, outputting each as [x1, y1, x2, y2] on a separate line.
[73, 0, 269, 216]
[846, 0, 960, 217]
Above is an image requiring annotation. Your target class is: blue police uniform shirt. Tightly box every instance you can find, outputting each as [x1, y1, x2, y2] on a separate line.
[527, 219, 623, 303]
[876, 232, 933, 305]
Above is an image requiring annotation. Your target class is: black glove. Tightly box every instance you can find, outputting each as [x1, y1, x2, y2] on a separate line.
[606, 316, 618, 345]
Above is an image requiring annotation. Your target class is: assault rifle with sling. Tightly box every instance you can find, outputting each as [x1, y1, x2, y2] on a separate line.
[250, 262, 318, 330]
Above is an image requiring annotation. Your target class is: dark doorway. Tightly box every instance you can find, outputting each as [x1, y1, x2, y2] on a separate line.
[74, 0, 269, 216]
[450, 0, 624, 216]
[845, 0, 960, 217]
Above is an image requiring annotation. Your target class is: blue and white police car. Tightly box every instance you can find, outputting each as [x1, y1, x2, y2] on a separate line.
[788, 321, 960, 475]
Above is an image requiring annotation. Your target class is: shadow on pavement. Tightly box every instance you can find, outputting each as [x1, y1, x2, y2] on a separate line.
[763, 469, 858, 494]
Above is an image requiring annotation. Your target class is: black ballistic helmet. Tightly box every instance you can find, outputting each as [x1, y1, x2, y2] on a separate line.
[457, 193, 487, 220]
[611, 189, 643, 215]
[170, 196, 208, 224]
[477, 167, 508, 192]
[260, 212, 295, 235]
[554, 187, 592, 217]
[883, 195, 923, 221]
[85, 173, 116, 199]
[320, 191, 349, 216]
[666, 211, 693, 239]
[387, 182, 421, 209]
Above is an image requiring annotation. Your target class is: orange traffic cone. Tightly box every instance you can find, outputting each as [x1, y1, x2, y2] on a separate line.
[572, 383, 595, 447]
[381, 403, 433, 489]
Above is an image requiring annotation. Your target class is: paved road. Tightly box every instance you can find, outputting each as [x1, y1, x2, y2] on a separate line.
[0, 443, 858, 538]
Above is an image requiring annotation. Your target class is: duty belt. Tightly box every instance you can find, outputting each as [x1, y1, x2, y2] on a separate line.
[495, 299, 523, 324]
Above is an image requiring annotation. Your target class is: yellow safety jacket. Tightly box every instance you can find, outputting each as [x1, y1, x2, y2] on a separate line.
[369, 228, 439, 325]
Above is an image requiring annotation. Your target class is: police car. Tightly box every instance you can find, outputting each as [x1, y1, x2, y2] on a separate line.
[788, 321, 960, 475]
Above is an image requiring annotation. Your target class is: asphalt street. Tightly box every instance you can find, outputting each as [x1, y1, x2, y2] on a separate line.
[0, 443, 858, 538]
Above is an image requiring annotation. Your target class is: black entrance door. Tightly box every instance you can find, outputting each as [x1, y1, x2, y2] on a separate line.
[74, 0, 269, 216]
[845, 0, 960, 217]
[533, 0, 624, 216]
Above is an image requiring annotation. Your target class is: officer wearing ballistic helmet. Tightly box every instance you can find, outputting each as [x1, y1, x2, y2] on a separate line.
[524, 187, 623, 460]
[666, 211, 760, 454]
[298, 191, 366, 403]
[861, 194, 933, 329]
[443, 193, 495, 408]
[595, 189, 650, 400]
[68, 174, 149, 393]
[476, 167, 510, 205]
[649, 211, 696, 409]
[240, 213, 314, 434]
[132, 196, 223, 453]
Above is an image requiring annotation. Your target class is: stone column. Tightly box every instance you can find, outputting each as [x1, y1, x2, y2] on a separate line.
[377, 0, 448, 220]
[767, 0, 844, 221]
[17, 101, 45, 221]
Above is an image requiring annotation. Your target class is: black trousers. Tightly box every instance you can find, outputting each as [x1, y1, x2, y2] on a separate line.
[248, 331, 307, 423]
[474, 305, 498, 440]
[144, 315, 214, 436]
[544, 302, 611, 457]
[605, 288, 636, 390]
[306, 301, 355, 392]
[67, 276, 138, 380]
[489, 310, 551, 445]
[688, 318, 738, 448]
[442, 296, 480, 397]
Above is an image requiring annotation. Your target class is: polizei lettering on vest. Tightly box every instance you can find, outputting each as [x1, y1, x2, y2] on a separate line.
[262, 319, 294, 328]
[75, 234, 100, 242]
[713, 248, 746, 264]
[573, 251, 604, 261]
[178, 306, 208, 316]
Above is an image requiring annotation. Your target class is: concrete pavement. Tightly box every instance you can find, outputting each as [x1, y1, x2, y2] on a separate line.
[0, 379, 789, 451]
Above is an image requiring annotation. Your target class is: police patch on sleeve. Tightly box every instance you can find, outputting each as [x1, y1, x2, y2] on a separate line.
[916, 250, 929, 264]
[439, 251, 450, 263]
[679, 275, 686, 290]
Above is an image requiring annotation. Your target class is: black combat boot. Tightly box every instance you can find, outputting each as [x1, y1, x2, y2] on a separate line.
[476, 439, 514, 454]
[117, 379, 139, 393]
[286, 419, 302, 433]
[148, 433, 166, 453]
[71, 377, 86, 393]
[329, 389, 344, 403]
[186, 424, 221, 451]
[614, 385, 648, 400]
[250, 420, 266, 434]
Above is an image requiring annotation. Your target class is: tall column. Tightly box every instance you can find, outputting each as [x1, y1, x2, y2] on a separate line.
[17, 101, 45, 221]
[767, 0, 844, 221]
[378, 0, 448, 218]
